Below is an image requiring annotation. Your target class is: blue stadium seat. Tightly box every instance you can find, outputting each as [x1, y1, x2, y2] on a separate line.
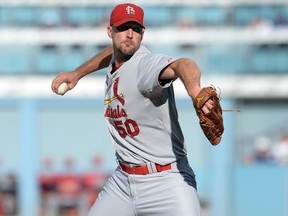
[142, 6, 172, 26]
[0, 46, 30, 74]
[233, 7, 258, 26]
[251, 47, 274, 73]
[251, 46, 288, 74]
[13, 7, 37, 26]
[85, 7, 110, 26]
[273, 49, 288, 73]
[35, 45, 59, 74]
[65, 7, 89, 27]
[204, 45, 247, 74]
[62, 45, 85, 71]
[38, 8, 62, 27]
[0, 7, 13, 26]
[195, 7, 227, 25]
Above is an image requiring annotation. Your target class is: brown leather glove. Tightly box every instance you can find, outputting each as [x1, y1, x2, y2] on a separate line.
[193, 86, 224, 145]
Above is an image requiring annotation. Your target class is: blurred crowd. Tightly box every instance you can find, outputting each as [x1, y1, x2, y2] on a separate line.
[2, 4, 288, 76]
[0, 174, 17, 216]
[243, 133, 288, 165]
[38, 156, 110, 216]
[1, 5, 288, 29]
[0, 156, 111, 216]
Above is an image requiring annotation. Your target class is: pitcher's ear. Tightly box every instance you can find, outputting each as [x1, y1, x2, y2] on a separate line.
[140, 29, 145, 41]
[107, 26, 113, 38]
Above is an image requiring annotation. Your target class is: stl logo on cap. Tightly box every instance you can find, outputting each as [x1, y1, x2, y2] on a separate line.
[126, 6, 135, 15]
[110, 3, 145, 28]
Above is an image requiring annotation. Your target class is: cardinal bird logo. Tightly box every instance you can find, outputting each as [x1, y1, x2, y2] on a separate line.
[104, 77, 125, 105]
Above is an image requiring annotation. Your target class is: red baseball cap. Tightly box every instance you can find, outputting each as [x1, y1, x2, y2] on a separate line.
[110, 3, 145, 28]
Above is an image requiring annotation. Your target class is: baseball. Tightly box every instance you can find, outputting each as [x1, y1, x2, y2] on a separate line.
[57, 83, 68, 95]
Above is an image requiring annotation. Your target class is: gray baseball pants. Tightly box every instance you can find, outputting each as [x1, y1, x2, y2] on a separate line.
[88, 157, 202, 216]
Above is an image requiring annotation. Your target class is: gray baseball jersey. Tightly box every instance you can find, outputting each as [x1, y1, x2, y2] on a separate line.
[104, 45, 187, 166]
[90, 45, 201, 216]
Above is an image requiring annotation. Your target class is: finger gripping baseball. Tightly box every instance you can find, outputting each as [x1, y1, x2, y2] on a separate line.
[193, 86, 224, 146]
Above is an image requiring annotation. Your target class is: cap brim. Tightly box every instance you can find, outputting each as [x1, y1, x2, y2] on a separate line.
[113, 19, 145, 28]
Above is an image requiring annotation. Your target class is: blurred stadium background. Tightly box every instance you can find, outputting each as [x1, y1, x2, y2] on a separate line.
[0, 0, 288, 215]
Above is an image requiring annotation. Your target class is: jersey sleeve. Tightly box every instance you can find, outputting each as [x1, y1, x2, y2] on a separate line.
[137, 53, 179, 98]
